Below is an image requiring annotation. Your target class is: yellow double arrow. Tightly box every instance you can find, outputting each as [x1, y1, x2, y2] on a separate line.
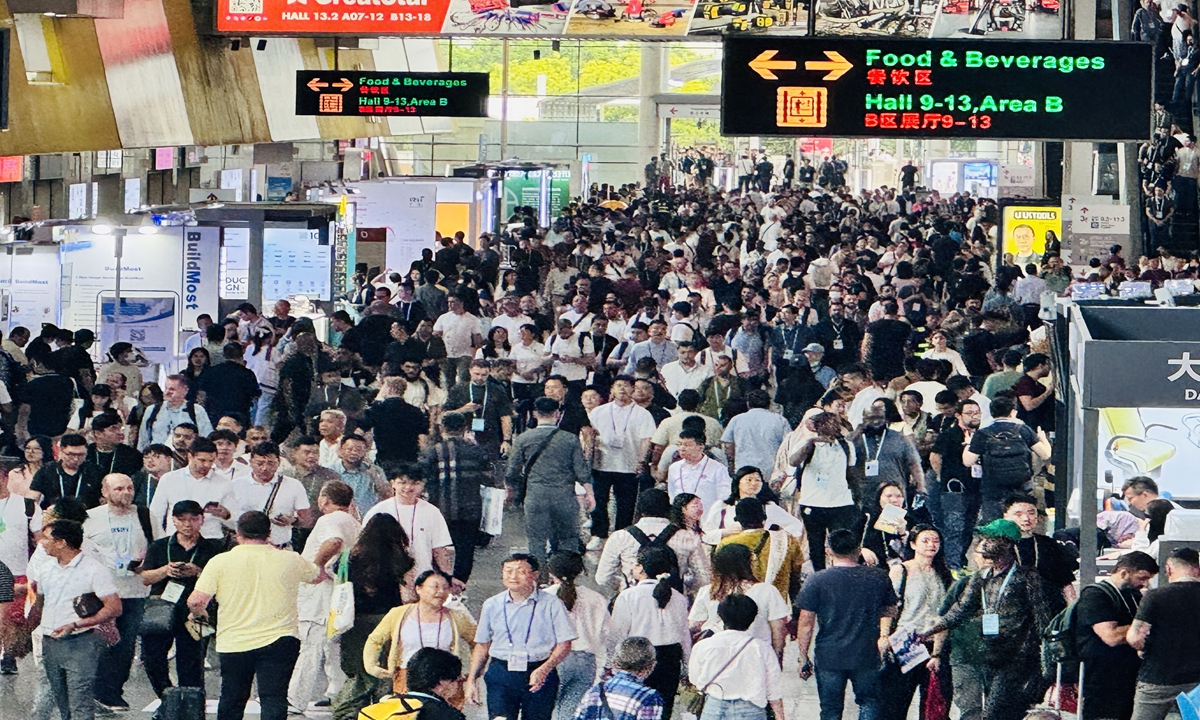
[748, 49, 853, 81]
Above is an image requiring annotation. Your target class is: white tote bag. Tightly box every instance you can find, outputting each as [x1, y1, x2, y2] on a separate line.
[326, 550, 355, 639]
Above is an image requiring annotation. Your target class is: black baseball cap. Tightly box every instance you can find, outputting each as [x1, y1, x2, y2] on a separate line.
[172, 500, 205, 517]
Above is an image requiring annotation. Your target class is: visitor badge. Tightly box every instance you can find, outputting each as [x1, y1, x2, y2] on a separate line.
[161, 581, 186, 604]
[912, 303, 922, 312]
[972, 464, 983, 479]
[508, 652, 529, 672]
[610, 435, 625, 450]
[784, 349, 795, 361]
[472, 417, 486, 432]
[833, 339, 844, 350]
[865, 460, 879, 477]
[1157, 211, 1164, 219]
[982, 613, 1000, 636]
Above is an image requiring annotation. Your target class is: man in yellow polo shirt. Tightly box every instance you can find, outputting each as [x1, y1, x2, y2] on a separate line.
[188, 510, 319, 720]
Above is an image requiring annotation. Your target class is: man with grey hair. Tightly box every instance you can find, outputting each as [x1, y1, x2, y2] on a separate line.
[572, 637, 663, 720]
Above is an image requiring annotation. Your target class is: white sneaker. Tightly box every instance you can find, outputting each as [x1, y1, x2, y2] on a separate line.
[586, 536, 604, 551]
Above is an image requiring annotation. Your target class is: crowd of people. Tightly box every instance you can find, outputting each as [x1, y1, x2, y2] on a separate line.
[0, 170, 1197, 720]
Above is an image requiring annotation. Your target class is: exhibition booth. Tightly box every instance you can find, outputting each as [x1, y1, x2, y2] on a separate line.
[1054, 302, 1200, 585]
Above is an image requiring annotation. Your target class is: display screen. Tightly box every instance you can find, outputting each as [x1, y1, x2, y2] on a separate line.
[295, 71, 488, 118]
[721, 37, 1152, 140]
[261, 227, 332, 303]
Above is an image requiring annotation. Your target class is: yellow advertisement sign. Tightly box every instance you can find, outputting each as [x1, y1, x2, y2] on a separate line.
[1001, 205, 1061, 269]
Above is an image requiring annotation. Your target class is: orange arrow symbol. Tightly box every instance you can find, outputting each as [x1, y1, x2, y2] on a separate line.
[805, 51, 853, 81]
[749, 50, 796, 80]
[333, 78, 354, 92]
[307, 78, 329, 92]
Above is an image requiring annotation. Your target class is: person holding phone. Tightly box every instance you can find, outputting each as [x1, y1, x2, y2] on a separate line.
[137, 500, 225, 699]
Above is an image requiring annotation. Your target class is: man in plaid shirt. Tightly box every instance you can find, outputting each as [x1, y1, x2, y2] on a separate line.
[573, 637, 663, 720]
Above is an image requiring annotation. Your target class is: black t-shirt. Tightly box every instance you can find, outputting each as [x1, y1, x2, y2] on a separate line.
[443, 380, 513, 448]
[1136, 582, 1200, 686]
[366, 398, 429, 465]
[198, 361, 262, 420]
[30, 461, 104, 508]
[900, 164, 918, 184]
[795, 565, 897, 671]
[142, 535, 225, 598]
[24, 373, 76, 437]
[87, 443, 144, 480]
[1075, 582, 1141, 666]
[932, 424, 974, 493]
[414, 694, 467, 720]
[1016, 534, 1077, 615]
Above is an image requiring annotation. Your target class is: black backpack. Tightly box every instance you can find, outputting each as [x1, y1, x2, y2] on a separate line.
[982, 423, 1032, 482]
[626, 525, 683, 592]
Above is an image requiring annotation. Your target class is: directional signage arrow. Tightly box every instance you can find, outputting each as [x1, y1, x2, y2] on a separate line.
[307, 78, 329, 91]
[333, 78, 353, 92]
[748, 50, 796, 80]
[804, 51, 853, 81]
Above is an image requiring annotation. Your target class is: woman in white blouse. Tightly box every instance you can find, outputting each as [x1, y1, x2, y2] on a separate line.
[701, 467, 805, 546]
[510, 323, 548, 430]
[609, 546, 691, 720]
[688, 544, 788, 660]
[547, 552, 612, 720]
[921, 329, 969, 378]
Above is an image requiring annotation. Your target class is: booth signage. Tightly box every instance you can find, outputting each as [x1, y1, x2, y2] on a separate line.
[183, 228, 220, 329]
[720, 38, 1152, 140]
[1083, 341, 1200, 408]
[295, 71, 488, 118]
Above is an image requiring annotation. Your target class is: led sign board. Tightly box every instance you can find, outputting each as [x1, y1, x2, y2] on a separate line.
[295, 71, 488, 117]
[721, 37, 1152, 140]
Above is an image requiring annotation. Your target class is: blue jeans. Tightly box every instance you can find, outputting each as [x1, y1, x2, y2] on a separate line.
[815, 665, 882, 720]
[553, 652, 596, 720]
[940, 487, 981, 570]
[701, 697, 768, 720]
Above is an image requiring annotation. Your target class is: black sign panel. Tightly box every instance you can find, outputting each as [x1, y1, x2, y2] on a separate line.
[295, 71, 489, 118]
[721, 37, 1152, 140]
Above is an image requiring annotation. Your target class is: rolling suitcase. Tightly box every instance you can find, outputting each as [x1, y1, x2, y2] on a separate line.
[158, 687, 206, 720]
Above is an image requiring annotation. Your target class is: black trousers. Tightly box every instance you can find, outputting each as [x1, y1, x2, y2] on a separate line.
[446, 518, 480, 582]
[645, 643, 684, 720]
[141, 618, 207, 698]
[590, 471, 638, 539]
[217, 635, 300, 720]
[799, 504, 862, 571]
[94, 597, 144, 705]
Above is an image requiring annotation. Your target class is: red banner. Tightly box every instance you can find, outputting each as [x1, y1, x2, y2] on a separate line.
[217, 0, 448, 35]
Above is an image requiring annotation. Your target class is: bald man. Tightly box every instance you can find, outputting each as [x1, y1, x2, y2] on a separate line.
[83, 474, 153, 711]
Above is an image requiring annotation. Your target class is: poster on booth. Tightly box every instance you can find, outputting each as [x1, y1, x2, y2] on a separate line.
[1001, 205, 1060, 271]
[503, 170, 544, 220]
[0, 249, 61, 331]
[59, 231, 185, 340]
[182, 228, 220, 331]
[261, 227, 333, 303]
[100, 295, 177, 369]
[387, 185, 438, 278]
[1098, 407, 1200, 501]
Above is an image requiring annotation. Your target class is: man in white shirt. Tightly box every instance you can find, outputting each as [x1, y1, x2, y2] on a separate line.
[361, 462, 454, 577]
[667, 429, 732, 514]
[689, 595, 785, 720]
[558, 293, 595, 334]
[224, 442, 312, 548]
[316, 409, 348, 469]
[149, 438, 232, 540]
[491, 295, 534, 340]
[288, 481, 361, 714]
[35, 519, 122, 720]
[545, 319, 595, 394]
[433, 296, 482, 386]
[661, 344, 712, 399]
[587, 377, 657, 548]
[842, 364, 886, 430]
[83, 473, 149, 711]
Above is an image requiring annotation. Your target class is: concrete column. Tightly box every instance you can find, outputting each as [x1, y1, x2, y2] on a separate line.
[638, 44, 664, 167]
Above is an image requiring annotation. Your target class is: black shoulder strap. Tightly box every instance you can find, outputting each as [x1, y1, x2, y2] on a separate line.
[654, 524, 679, 547]
[754, 530, 770, 554]
[136, 506, 154, 545]
[146, 402, 163, 430]
[626, 525, 652, 547]
[522, 428, 562, 479]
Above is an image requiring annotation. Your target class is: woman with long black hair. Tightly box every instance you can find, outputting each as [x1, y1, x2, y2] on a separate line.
[332, 514, 417, 720]
[700, 466, 805, 546]
[609, 546, 691, 720]
[546, 552, 611, 720]
[688, 544, 788, 659]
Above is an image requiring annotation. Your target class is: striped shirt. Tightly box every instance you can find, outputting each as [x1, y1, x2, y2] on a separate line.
[573, 672, 663, 720]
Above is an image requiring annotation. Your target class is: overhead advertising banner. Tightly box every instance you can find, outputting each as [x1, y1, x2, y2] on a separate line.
[295, 71, 489, 117]
[0, 249, 61, 332]
[182, 227, 220, 330]
[1000, 204, 1060, 269]
[814, 0, 1062, 38]
[720, 37, 1152, 140]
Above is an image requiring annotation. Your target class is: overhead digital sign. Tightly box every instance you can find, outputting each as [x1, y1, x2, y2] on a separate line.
[721, 37, 1152, 140]
[295, 71, 488, 117]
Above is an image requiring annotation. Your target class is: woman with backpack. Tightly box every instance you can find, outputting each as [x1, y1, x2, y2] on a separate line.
[788, 410, 859, 571]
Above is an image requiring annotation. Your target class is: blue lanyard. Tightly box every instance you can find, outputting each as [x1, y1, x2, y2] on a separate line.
[982, 565, 1017, 613]
[502, 594, 538, 649]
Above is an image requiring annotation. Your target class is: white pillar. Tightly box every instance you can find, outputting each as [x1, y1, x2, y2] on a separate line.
[638, 45, 664, 167]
